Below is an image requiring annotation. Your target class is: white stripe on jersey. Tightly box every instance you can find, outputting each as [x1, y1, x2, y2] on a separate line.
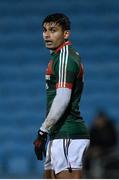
[61, 46, 65, 87]
[64, 45, 68, 87]
[58, 46, 69, 87]
[59, 48, 62, 86]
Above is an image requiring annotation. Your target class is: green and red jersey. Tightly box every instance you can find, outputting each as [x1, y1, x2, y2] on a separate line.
[45, 41, 89, 140]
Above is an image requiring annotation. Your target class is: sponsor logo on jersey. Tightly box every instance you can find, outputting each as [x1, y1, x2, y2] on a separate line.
[45, 75, 50, 80]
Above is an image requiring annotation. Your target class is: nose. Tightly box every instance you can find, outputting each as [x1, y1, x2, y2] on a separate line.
[44, 30, 50, 39]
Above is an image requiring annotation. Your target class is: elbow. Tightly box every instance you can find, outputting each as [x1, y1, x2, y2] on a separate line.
[60, 94, 71, 108]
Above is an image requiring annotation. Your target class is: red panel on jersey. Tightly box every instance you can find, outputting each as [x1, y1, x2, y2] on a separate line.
[56, 82, 73, 89]
[46, 60, 53, 75]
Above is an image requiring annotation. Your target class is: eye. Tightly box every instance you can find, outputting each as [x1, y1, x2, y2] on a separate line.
[50, 28, 56, 33]
[51, 30, 55, 33]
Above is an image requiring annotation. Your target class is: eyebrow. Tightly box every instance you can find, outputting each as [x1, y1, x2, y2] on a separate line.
[43, 26, 58, 30]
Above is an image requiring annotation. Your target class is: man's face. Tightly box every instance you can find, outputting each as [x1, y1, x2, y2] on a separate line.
[43, 22, 69, 50]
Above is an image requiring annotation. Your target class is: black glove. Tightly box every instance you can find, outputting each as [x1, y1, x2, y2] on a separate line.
[33, 129, 47, 160]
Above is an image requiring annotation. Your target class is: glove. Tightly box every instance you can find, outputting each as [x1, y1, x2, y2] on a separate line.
[33, 129, 47, 160]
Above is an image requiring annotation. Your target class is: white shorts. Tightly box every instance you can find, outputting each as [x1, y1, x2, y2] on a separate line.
[44, 139, 90, 174]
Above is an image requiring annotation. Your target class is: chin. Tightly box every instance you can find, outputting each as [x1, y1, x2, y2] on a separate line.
[46, 46, 57, 50]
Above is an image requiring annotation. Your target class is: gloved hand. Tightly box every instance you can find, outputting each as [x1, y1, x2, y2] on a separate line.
[33, 129, 47, 160]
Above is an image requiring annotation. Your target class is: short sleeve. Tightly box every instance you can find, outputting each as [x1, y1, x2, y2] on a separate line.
[54, 46, 79, 89]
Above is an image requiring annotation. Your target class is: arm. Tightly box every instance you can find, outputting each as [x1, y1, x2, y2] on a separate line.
[33, 87, 71, 160]
[40, 87, 72, 132]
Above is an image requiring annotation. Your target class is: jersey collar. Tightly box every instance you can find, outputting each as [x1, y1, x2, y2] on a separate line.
[55, 41, 72, 53]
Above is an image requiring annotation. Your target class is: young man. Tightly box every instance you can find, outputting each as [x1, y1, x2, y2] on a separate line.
[34, 13, 90, 179]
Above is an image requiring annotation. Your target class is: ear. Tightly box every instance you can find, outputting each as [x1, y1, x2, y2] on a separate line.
[64, 30, 70, 40]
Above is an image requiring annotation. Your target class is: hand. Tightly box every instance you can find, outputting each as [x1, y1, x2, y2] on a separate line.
[33, 129, 47, 160]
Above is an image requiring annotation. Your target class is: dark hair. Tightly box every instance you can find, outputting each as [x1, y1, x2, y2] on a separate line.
[42, 13, 71, 30]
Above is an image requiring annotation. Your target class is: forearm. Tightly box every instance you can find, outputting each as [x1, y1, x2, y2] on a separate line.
[40, 88, 71, 132]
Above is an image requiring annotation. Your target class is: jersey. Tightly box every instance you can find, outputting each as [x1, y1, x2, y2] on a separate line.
[45, 41, 89, 140]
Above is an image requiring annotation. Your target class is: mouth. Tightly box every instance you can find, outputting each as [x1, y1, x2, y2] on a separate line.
[45, 40, 53, 45]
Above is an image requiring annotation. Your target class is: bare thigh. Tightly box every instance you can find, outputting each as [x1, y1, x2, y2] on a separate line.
[55, 169, 82, 179]
[44, 170, 56, 179]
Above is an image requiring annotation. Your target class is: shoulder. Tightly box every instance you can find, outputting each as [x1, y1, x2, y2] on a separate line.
[68, 46, 81, 68]
[52, 45, 81, 72]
